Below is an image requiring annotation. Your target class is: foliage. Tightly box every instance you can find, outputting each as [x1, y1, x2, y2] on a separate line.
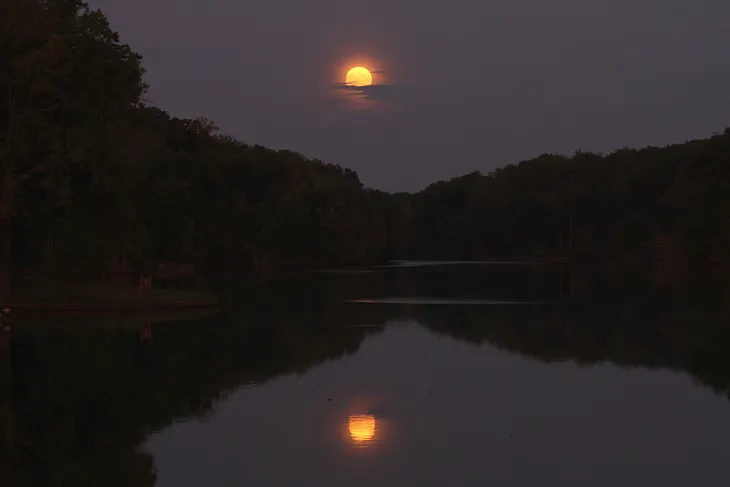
[403, 134, 730, 275]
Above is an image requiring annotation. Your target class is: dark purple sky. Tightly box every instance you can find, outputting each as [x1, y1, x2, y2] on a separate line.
[91, 0, 730, 192]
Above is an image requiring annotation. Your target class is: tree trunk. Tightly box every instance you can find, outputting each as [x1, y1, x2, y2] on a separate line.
[0, 215, 9, 303]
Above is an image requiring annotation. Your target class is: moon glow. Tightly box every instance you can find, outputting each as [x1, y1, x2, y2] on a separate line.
[345, 67, 373, 87]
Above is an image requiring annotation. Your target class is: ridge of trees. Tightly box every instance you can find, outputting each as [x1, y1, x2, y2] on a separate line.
[2, 1, 729, 301]
[409, 129, 730, 267]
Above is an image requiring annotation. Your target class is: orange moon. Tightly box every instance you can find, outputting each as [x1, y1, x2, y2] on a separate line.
[345, 67, 373, 87]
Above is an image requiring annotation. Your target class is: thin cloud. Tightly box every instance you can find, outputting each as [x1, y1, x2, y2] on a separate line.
[333, 69, 402, 102]
[333, 82, 403, 102]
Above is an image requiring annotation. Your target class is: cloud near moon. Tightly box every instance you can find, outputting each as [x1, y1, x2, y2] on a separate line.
[335, 82, 400, 101]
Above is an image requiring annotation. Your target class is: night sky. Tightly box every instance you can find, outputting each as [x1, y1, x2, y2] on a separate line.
[91, 0, 730, 192]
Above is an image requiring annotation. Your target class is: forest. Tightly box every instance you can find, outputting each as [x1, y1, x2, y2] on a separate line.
[2, 1, 730, 301]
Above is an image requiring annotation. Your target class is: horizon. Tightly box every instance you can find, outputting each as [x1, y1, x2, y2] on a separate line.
[147, 106, 729, 194]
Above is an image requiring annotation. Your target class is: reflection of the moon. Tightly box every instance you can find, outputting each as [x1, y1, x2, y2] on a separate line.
[348, 414, 376, 443]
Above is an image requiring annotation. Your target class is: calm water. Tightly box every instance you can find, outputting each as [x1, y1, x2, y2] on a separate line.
[5, 263, 730, 486]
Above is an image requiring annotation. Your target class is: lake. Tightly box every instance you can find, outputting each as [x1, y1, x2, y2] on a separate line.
[5, 262, 730, 486]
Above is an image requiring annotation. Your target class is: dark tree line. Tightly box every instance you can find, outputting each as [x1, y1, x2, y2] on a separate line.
[406, 133, 730, 270]
[2, 1, 729, 301]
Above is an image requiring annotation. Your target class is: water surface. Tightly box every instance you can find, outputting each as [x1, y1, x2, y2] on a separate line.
[147, 321, 730, 487]
[7, 262, 730, 486]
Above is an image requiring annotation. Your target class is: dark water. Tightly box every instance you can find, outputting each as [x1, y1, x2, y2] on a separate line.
[4, 263, 730, 486]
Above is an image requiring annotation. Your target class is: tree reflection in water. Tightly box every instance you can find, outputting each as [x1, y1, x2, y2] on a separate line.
[7, 265, 730, 485]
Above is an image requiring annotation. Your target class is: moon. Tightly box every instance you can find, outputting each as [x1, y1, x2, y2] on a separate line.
[346, 67, 373, 87]
[348, 414, 376, 442]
